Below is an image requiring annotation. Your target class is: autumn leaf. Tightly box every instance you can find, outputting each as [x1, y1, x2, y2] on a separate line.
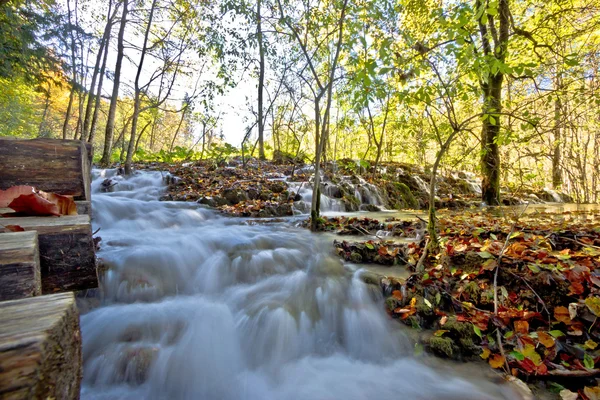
[554, 306, 572, 325]
[8, 193, 60, 216]
[514, 320, 529, 335]
[0, 185, 35, 207]
[392, 290, 402, 300]
[489, 354, 505, 369]
[480, 347, 491, 360]
[584, 386, 600, 400]
[537, 332, 555, 348]
[585, 297, 600, 317]
[4, 225, 25, 232]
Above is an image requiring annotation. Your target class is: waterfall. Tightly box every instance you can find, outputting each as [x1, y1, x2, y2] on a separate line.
[81, 169, 520, 400]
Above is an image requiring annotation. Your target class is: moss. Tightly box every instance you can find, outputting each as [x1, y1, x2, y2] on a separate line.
[394, 182, 419, 209]
[427, 336, 455, 358]
[413, 295, 434, 316]
[443, 317, 474, 338]
[385, 296, 402, 311]
[464, 281, 481, 302]
[350, 252, 363, 263]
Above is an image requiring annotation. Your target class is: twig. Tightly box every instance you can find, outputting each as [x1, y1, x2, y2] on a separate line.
[507, 270, 551, 326]
[93, 227, 101, 236]
[416, 238, 430, 273]
[561, 236, 600, 251]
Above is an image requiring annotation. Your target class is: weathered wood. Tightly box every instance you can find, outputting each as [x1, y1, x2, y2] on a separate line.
[0, 138, 91, 201]
[75, 200, 91, 216]
[0, 293, 82, 399]
[0, 215, 97, 293]
[0, 231, 41, 300]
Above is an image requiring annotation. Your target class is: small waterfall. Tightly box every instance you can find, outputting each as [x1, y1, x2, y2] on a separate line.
[543, 188, 563, 202]
[412, 175, 430, 193]
[81, 169, 518, 400]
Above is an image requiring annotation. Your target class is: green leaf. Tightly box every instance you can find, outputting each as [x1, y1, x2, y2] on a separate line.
[584, 353, 595, 369]
[365, 242, 374, 250]
[504, 331, 514, 339]
[473, 325, 482, 338]
[549, 330, 565, 338]
[509, 351, 525, 361]
[585, 297, 600, 317]
[528, 264, 541, 273]
[478, 251, 494, 259]
[424, 298, 432, 308]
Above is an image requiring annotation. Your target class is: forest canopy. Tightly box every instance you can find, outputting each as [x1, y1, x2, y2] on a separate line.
[1, 0, 599, 203]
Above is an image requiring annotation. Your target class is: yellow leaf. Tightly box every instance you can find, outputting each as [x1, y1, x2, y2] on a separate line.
[522, 344, 543, 366]
[480, 347, 491, 360]
[586, 340, 599, 350]
[410, 297, 417, 307]
[514, 320, 529, 335]
[586, 297, 600, 317]
[537, 332, 555, 348]
[584, 386, 600, 400]
[489, 354, 505, 369]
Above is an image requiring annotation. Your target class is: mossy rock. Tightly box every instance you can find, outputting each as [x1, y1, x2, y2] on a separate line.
[426, 336, 457, 358]
[394, 182, 419, 209]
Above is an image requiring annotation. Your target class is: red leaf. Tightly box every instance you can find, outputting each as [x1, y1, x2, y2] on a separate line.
[0, 186, 35, 207]
[4, 225, 24, 232]
[8, 193, 60, 216]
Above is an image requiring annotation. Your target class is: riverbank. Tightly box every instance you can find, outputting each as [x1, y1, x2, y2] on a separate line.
[120, 158, 574, 217]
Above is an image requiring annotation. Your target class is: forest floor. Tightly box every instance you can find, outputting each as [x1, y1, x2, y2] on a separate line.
[319, 212, 600, 399]
[125, 159, 598, 398]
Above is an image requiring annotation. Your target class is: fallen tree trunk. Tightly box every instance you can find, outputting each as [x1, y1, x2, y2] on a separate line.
[0, 231, 41, 300]
[0, 138, 91, 201]
[0, 292, 82, 399]
[0, 215, 97, 293]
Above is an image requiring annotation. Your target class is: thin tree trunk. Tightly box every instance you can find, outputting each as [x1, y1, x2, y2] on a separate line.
[257, 0, 266, 160]
[552, 73, 563, 189]
[125, 0, 158, 175]
[100, 0, 128, 167]
[88, 8, 114, 147]
[83, 0, 114, 142]
[62, 0, 78, 140]
[169, 105, 187, 153]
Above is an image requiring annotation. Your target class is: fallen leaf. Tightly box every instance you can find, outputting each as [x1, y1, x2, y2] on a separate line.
[8, 193, 60, 216]
[568, 303, 578, 320]
[585, 340, 598, 350]
[489, 354, 505, 369]
[514, 320, 529, 335]
[537, 332, 555, 348]
[554, 306, 572, 324]
[586, 297, 600, 317]
[4, 225, 24, 232]
[584, 386, 600, 400]
[559, 389, 578, 400]
[0, 185, 35, 207]
[480, 347, 491, 359]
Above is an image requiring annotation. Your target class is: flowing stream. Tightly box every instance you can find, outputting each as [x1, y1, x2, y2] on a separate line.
[81, 170, 522, 400]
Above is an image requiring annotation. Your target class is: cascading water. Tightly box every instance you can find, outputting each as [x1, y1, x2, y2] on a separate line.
[81, 169, 521, 400]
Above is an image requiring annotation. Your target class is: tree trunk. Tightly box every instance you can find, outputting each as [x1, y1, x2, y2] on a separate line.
[552, 73, 563, 189]
[125, 0, 157, 175]
[480, 75, 502, 205]
[257, 0, 266, 160]
[83, 0, 114, 142]
[100, 0, 128, 167]
[169, 105, 187, 153]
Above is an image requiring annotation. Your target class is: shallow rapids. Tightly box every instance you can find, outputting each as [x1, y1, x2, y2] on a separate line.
[81, 169, 520, 400]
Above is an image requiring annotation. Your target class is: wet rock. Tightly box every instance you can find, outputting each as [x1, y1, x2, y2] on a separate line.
[247, 187, 259, 200]
[426, 336, 457, 358]
[117, 346, 159, 384]
[321, 183, 342, 199]
[198, 196, 228, 207]
[268, 181, 286, 194]
[360, 204, 381, 212]
[223, 188, 249, 205]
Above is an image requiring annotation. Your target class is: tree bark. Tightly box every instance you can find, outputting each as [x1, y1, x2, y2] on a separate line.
[83, 0, 114, 142]
[100, 0, 128, 167]
[125, 0, 158, 174]
[257, 0, 266, 160]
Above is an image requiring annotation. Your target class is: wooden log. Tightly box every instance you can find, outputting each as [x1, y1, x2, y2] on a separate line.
[0, 231, 41, 300]
[75, 200, 91, 216]
[0, 138, 91, 201]
[0, 215, 97, 293]
[0, 293, 81, 399]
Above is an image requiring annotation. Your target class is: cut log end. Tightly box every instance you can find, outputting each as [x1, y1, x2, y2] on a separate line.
[0, 293, 82, 399]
